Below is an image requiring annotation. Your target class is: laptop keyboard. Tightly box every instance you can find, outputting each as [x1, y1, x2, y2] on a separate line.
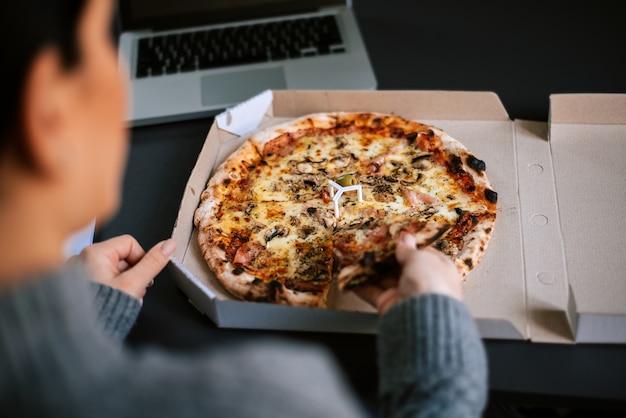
[135, 15, 345, 79]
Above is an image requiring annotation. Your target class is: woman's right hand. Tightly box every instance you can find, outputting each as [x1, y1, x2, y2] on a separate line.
[355, 233, 463, 314]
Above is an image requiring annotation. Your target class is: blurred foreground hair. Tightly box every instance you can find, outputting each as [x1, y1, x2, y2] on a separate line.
[0, 0, 87, 154]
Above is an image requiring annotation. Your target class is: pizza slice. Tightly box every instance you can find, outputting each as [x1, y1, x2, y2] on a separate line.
[196, 198, 335, 307]
[332, 214, 451, 289]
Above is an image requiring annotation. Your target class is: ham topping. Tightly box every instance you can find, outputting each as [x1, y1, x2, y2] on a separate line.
[402, 187, 440, 207]
[264, 132, 298, 156]
[233, 241, 266, 265]
[363, 155, 385, 174]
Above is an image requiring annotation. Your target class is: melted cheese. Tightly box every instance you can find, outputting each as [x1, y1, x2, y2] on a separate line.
[212, 199, 333, 280]
[213, 121, 491, 283]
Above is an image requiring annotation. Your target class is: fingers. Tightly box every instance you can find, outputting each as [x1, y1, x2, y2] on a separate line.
[117, 239, 176, 297]
[396, 247, 463, 302]
[353, 269, 399, 314]
[79, 235, 176, 301]
[108, 234, 147, 267]
[117, 259, 130, 273]
[395, 232, 418, 264]
[352, 284, 383, 306]
[353, 285, 400, 315]
[355, 232, 463, 314]
[376, 288, 400, 315]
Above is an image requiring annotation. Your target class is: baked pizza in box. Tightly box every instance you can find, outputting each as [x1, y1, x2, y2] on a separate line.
[194, 112, 497, 307]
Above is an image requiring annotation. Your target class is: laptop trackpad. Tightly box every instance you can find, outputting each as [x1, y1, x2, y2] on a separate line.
[201, 67, 286, 107]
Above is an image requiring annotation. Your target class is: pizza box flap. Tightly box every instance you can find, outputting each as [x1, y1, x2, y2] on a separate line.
[546, 93, 626, 343]
[513, 119, 575, 343]
[550, 93, 626, 125]
[270, 90, 510, 122]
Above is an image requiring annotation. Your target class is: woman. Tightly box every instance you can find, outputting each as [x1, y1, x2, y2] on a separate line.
[0, 0, 487, 416]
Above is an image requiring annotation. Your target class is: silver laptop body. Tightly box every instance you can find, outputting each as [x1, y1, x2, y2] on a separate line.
[117, 0, 377, 126]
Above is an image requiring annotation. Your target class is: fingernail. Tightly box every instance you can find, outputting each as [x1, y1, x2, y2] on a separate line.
[161, 239, 176, 256]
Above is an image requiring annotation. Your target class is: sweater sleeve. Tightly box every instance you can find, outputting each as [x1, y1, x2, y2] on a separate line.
[0, 270, 368, 418]
[88, 282, 142, 342]
[377, 294, 488, 418]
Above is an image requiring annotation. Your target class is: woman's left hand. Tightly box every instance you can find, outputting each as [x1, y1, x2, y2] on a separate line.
[75, 234, 176, 300]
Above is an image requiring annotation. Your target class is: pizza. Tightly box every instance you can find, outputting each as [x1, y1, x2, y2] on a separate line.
[194, 112, 497, 307]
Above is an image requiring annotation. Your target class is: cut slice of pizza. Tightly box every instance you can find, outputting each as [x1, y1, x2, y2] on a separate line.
[333, 215, 451, 289]
[196, 198, 335, 307]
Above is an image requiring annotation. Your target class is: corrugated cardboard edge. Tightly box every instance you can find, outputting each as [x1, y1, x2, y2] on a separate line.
[549, 93, 626, 344]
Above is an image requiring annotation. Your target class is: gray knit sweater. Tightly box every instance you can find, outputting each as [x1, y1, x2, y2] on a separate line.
[0, 264, 486, 417]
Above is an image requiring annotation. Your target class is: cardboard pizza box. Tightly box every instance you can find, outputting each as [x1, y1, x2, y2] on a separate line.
[169, 90, 626, 343]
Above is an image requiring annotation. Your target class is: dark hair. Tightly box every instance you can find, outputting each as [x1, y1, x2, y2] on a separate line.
[0, 0, 88, 155]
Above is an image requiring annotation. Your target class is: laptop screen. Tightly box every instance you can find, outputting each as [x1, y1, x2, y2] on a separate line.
[119, 0, 344, 31]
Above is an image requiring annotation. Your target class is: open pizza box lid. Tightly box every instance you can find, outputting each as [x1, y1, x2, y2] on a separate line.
[170, 90, 626, 343]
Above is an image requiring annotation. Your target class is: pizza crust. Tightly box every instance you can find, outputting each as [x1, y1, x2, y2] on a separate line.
[194, 140, 260, 230]
[430, 128, 497, 277]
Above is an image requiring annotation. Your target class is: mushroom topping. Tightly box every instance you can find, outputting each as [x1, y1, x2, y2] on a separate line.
[331, 154, 353, 168]
[312, 158, 327, 166]
[243, 202, 256, 215]
[391, 166, 422, 185]
[400, 175, 422, 186]
[305, 207, 336, 228]
[295, 158, 327, 174]
[335, 136, 348, 149]
[296, 162, 313, 174]
[264, 225, 289, 243]
[301, 174, 322, 190]
[319, 211, 336, 228]
[411, 154, 432, 171]
[419, 206, 438, 219]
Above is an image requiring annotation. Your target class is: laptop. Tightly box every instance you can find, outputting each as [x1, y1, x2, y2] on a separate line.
[117, 0, 377, 126]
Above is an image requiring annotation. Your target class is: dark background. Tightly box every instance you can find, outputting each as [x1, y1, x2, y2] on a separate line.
[99, 1, 626, 415]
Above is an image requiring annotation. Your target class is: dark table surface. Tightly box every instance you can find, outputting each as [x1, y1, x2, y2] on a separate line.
[98, 0, 626, 412]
